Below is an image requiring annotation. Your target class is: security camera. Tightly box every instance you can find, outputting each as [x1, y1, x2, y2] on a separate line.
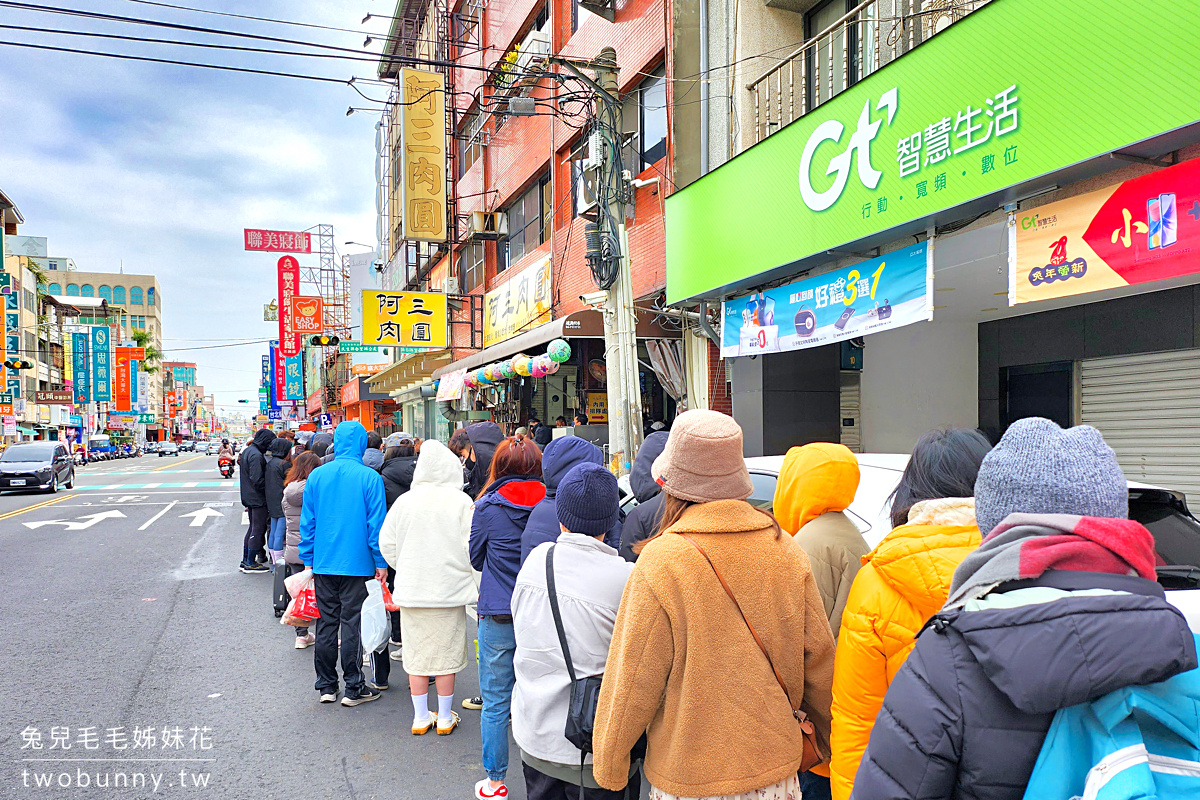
[579, 291, 607, 306]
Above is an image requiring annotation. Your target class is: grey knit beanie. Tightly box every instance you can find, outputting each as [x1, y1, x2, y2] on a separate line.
[974, 417, 1127, 536]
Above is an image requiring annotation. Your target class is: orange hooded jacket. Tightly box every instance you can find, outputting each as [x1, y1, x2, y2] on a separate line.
[828, 497, 980, 800]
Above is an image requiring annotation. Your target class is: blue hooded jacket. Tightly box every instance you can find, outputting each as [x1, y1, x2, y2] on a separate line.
[521, 436, 621, 564]
[297, 421, 388, 576]
[1022, 632, 1200, 800]
[470, 473, 546, 616]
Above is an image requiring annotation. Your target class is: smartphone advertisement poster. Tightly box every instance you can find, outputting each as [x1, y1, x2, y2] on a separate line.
[1012, 156, 1200, 305]
[720, 243, 931, 358]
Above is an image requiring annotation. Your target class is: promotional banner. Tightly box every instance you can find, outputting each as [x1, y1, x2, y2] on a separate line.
[113, 347, 136, 412]
[665, 0, 1200, 303]
[284, 351, 304, 401]
[482, 256, 552, 347]
[435, 368, 467, 402]
[130, 361, 139, 407]
[721, 242, 931, 357]
[361, 290, 447, 348]
[290, 296, 323, 334]
[91, 326, 111, 402]
[260, 355, 270, 414]
[277, 256, 302, 357]
[71, 332, 90, 404]
[1012, 156, 1200, 305]
[244, 229, 311, 253]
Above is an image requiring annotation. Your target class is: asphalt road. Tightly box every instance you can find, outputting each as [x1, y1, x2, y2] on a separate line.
[0, 453, 537, 800]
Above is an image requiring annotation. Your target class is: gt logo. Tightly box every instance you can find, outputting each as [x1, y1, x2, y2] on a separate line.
[798, 87, 899, 212]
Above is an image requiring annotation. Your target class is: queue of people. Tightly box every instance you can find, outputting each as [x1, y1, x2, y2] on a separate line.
[243, 409, 1199, 800]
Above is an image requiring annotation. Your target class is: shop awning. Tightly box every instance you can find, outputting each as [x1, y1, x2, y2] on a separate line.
[432, 308, 681, 379]
[367, 349, 454, 395]
[16, 426, 35, 434]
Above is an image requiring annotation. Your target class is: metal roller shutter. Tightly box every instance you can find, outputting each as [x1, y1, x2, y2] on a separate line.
[1080, 349, 1200, 500]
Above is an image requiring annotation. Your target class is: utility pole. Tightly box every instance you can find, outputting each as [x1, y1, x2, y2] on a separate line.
[591, 47, 643, 475]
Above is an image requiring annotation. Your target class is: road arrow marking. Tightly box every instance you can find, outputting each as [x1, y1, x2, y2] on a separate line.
[23, 510, 127, 530]
[180, 508, 224, 527]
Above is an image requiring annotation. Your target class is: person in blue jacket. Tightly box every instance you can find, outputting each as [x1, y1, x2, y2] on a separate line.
[469, 436, 545, 800]
[298, 421, 389, 708]
[520, 436, 621, 564]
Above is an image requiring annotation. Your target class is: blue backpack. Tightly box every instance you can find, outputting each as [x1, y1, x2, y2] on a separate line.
[1023, 634, 1200, 800]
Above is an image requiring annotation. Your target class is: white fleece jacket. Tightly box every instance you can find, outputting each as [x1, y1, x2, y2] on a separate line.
[378, 439, 479, 608]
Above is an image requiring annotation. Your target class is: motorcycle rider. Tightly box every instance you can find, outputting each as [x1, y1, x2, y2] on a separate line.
[218, 439, 234, 458]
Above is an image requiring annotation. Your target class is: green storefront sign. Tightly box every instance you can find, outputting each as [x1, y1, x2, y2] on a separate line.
[666, 0, 1200, 303]
[138, 413, 155, 424]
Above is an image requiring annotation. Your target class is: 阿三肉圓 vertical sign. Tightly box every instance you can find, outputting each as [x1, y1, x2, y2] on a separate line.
[399, 68, 447, 243]
[665, 0, 1200, 303]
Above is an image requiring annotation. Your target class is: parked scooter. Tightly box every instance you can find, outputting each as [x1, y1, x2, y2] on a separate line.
[218, 455, 235, 479]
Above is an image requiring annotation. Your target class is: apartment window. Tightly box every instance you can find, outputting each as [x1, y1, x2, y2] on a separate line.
[499, 173, 551, 272]
[804, 0, 862, 110]
[66, 284, 80, 296]
[48, 283, 61, 295]
[130, 286, 144, 304]
[639, 66, 668, 171]
[572, 0, 579, 33]
[99, 285, 112, 302]
[23, 289, 35, 312]
[81, 284, 94, 297]
[458, 111, 485, 178]
[24, 332, 36, 360]
[113, 285, 126, 304]
[459, 241, 484, 293]
[147, 287, 156, 306]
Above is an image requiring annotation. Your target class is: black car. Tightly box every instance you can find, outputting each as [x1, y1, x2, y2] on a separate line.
[0, 442, 75, 493]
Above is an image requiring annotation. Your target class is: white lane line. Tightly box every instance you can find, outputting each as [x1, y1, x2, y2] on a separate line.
[181, 481, 199, 488]
[138, 500, 178, 531]
[143, 483, 162, 488]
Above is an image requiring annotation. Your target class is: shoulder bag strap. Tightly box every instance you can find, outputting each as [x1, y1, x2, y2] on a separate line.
[676, 532, 796, 712]
[545, 545, 579, 684]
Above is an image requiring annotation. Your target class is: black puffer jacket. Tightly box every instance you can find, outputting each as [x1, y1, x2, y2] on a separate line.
[238, 428, 276, 508]
[464, 421, 503, 500]
[381, 454, 418, 509]
[264, 438, 292, 519]
[618, 432, 669, 562]
[851, 570, 1197, 800]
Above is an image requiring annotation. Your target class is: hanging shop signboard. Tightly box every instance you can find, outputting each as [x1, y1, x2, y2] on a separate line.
[91, 326, 111, 402]
[435, 368, 467, 402]
[1011, 156, 1200, 305]
[482, 256, 552, 348]
[361, 290, 448, 348]
[284, 351, 304, 401]
[72, 332, 90, 404]
[244, 229, 311, 253]
[277, 256, 302, 357]
[585, 392, 609, 424]
[290, 296, 324, 334]
[665, 0, 1200, 303]
[720, 242, 931, 358]
[399, 67, 448, 243]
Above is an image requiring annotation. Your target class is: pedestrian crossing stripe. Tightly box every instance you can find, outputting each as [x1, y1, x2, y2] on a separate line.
[74, 482, 232, 490]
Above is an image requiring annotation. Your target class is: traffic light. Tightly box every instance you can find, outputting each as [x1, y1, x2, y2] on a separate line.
[2, 359, 34, 370]
[310, 334, 340, 347]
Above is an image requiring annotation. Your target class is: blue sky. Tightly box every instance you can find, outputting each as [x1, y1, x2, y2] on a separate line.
[0, 0, 389, 411]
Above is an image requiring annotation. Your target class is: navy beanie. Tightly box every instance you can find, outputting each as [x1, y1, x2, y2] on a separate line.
[556, 463, 619, 537]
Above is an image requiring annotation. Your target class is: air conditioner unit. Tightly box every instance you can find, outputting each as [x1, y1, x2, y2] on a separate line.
[470, 211, 508, 239]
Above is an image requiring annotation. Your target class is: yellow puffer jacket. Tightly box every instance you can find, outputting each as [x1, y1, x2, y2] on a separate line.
[828, 497, 981, 800]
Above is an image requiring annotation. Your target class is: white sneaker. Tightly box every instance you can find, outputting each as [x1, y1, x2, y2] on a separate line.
[319, 692, 337, 703]
[389, 645, 404, 661]
[294, 634, 315, 649]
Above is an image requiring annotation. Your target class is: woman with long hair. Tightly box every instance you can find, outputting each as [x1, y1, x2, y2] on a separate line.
[595, 410, 837, 800]
[282, 451, 322, 649]
[468, 436, 545, 800]
[828, 428, 991, 800]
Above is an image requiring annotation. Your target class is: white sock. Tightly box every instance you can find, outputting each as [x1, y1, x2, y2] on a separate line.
[411, 693, 430, 724]
[437, 693, 454, 724]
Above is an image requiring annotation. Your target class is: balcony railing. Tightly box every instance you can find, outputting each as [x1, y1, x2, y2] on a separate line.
[748, 0, 990, 144]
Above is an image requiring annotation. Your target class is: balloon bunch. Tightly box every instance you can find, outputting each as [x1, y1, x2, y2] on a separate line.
[462, 339, 572, 390]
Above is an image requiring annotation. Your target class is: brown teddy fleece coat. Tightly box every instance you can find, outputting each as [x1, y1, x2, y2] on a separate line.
[592, 500, 836, 797]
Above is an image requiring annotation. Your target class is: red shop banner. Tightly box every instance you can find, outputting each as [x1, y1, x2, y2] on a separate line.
[277, 255, 302, 357]
[245, 228, 311, 253]
[274, 344, 288, 403]
[113, 347, 133, 412]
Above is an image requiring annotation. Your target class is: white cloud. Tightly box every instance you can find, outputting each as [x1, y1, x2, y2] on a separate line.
[0, 0, 389, 409]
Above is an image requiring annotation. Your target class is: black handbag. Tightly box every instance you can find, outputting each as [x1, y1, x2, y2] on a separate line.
[546, 545, 604, 755]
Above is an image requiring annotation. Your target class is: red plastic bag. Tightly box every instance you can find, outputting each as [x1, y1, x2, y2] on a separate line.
[380, 580, 401, 613]
[282, 585, 320, 627]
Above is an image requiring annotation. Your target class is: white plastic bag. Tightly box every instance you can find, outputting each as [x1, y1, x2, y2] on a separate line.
[284, 568, 313, 597]
[360, 580, 389, 654]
